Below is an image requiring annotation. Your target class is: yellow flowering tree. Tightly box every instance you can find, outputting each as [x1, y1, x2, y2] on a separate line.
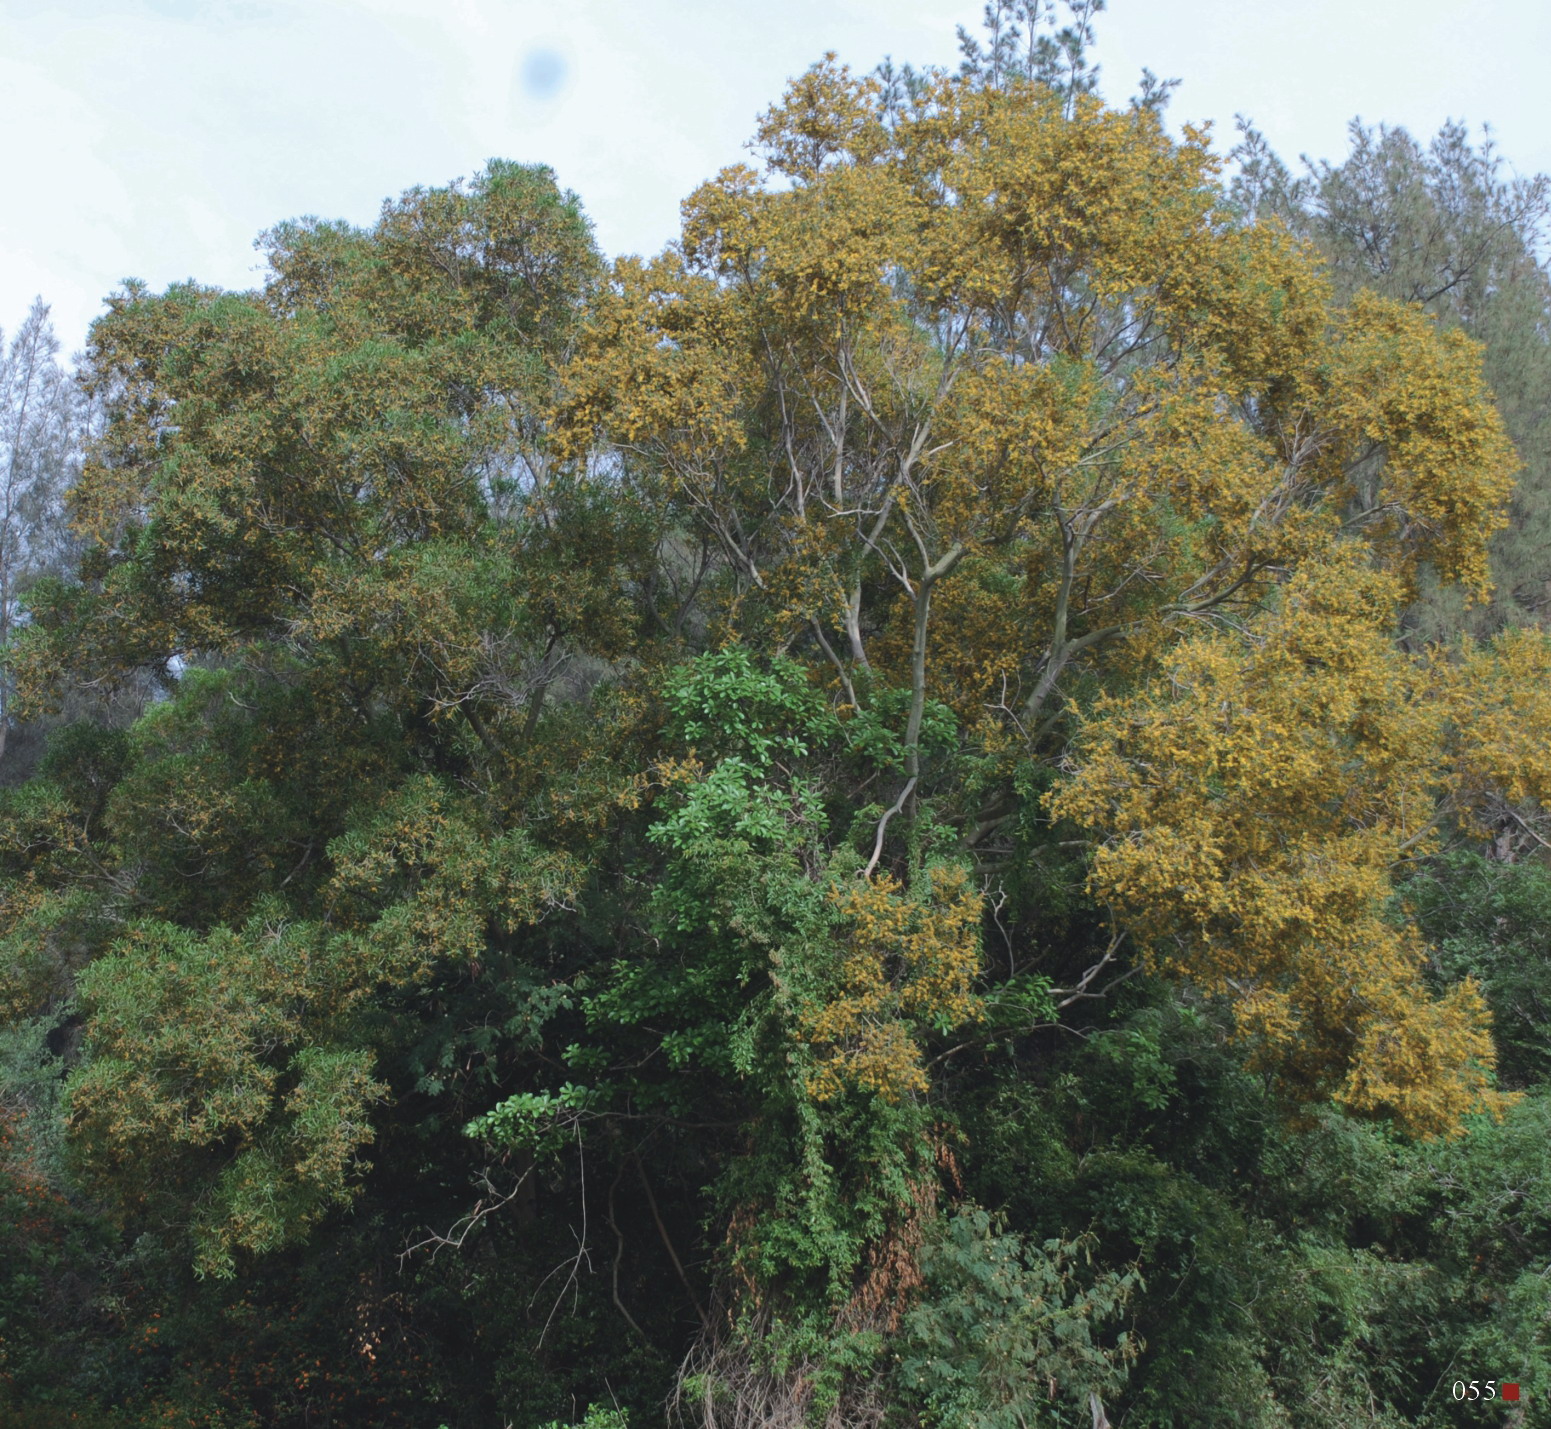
[1049, 552, 1551, 1137]
[561, 58, 1524, 1134]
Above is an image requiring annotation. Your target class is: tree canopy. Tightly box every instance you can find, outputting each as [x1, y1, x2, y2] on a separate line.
[4, 14, 1551, 1428]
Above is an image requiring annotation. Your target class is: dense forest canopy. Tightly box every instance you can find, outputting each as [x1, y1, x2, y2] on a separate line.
[3, 4, 1551, 1425]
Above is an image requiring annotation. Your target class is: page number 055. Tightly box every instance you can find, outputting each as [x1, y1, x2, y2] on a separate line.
[1452, 1381, 1522, 1402]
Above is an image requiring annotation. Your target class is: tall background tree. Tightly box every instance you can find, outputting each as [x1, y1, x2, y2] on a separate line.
[1231, 116, 1551, 643]
[0, 300, 81, 774]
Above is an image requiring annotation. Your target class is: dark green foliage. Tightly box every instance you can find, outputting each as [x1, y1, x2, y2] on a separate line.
[899, 1207, 1140, 1427]
[1407, 850, 1551, 1089]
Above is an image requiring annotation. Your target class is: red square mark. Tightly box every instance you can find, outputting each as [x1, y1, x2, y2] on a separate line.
[1502, 1383, 1521, 1402]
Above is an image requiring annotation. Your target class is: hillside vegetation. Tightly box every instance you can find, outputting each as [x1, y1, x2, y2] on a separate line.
[3, 6, 1550, 1425]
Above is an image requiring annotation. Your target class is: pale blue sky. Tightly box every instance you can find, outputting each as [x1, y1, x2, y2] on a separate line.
[4, 0, 1548, 354]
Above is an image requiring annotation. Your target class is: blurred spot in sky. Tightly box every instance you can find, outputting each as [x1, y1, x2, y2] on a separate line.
[520, 46, 568, 102]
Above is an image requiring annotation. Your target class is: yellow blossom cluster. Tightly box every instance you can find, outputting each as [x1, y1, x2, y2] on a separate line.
[1049, 552, 1547, 1137]
[803, 864, 983, 1102]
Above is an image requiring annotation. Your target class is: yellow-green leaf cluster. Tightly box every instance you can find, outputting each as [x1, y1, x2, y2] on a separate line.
[1049, 553, 1525, 1137]
[804, 863, 983, 1102]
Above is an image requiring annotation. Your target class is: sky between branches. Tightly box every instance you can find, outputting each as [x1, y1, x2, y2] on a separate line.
[3, 0, 1548, 354]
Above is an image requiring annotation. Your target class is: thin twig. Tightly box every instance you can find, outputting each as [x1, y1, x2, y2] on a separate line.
[607, 1161, 647, 1340]
[535, 1122, 593, 1347]
[397, 1159, 532, 1268]
[635, 1154, 710, 1332]
[1052, 929, 1131, 1010]
[863, 776, 917, 879]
